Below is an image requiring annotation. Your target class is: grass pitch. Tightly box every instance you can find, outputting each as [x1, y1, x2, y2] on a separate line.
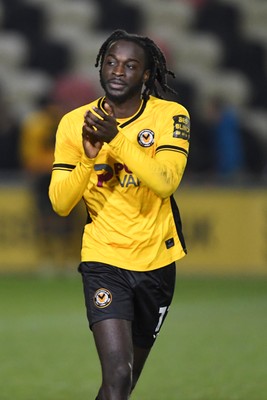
[0, 274, 266, 400]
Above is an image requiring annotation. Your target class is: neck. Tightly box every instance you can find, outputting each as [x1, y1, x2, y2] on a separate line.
[105, 95, 143, 119]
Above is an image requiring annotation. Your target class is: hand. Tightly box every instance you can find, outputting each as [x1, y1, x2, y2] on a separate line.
[82, 103, 118, 159]
[82, 122, 103, 159]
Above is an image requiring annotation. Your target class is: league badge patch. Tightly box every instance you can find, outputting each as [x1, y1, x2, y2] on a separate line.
[137, 129, 155, 147]
[172, 115, 190, 141]
[94, 288, 112, 308]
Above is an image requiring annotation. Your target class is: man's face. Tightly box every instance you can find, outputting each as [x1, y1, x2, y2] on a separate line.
[100, 40, 150, 103]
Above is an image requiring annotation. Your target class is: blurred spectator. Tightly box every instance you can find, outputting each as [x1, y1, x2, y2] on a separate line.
[19, 75, 97, 267]
[0, 86, 20, 172]
[19, 74, 98, 171]
[201, 96, 245, 179]
[183, 95, 267, 182]
[19, 101, 58, 175]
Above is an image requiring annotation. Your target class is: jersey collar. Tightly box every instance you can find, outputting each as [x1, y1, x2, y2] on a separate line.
[97, 97, 147, 128]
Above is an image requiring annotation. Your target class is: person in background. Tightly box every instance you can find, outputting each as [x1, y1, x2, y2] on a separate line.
[203, 95, 245, 180]
[19, 75, 97, 267]
[49, 30, 190, 400]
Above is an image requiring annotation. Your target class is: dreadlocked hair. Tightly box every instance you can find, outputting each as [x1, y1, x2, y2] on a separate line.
[95, 29, 177, 101]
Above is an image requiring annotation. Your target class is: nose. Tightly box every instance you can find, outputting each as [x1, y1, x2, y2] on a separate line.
[113, 63, 124, 76]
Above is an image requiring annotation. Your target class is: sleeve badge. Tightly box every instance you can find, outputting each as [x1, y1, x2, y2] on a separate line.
[172, 115, 190, 141]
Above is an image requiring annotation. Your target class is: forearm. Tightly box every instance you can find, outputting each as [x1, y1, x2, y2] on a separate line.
[109, 131, 188, 198]
[49, 156, 95, 216]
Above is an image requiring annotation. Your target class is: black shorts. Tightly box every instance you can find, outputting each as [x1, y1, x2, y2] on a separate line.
[78, 261, 176, 348]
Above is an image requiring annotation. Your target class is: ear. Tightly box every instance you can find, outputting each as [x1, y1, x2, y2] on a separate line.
[143, 69, 150, 83]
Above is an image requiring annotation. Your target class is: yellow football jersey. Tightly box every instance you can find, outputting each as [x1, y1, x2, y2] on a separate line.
[49, 95, 190, 271]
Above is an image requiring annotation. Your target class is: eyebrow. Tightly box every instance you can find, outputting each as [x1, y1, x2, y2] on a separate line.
[106, 53, 141, 64]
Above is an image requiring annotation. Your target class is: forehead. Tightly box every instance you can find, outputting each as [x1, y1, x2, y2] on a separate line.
[105, 39, 146, 62]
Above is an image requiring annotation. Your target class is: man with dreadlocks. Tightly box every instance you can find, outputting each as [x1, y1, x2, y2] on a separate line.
[49, 30, 190, 400]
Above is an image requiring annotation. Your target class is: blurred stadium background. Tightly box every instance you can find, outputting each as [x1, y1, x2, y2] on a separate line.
[1, 2, 267, 399]
[0, 0, 266, 275]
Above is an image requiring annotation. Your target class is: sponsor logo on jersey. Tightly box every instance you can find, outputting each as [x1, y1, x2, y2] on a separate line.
[94, 163, 140, 188]
[172, 115, 190, 141]
[94, 288, 112, 308]
[137, 129, 155, 147]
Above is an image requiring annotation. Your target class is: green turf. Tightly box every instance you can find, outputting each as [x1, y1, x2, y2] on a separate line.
[0, 274, 266, 400]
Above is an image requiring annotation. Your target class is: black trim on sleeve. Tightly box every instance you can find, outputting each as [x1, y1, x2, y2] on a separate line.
[156, 145, 188, 157]
[52, 163, 76, 171]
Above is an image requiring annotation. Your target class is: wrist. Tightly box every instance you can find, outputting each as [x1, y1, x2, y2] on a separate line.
[80, 153, 96, 166]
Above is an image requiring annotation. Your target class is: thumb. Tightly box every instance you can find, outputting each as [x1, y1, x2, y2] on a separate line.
[104, 102, 114, 116]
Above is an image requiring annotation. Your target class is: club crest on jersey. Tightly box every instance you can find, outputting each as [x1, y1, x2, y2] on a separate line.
[94, 288, 112, 308]
[137, 129, 154, 147]
[172, 115, 190, 141]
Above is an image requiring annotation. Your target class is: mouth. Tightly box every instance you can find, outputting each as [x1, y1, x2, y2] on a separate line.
[108, 79, 127, 90]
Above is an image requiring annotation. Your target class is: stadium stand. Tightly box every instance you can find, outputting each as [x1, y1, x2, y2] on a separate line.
[0, 0, 266, 179]
[0, 31, 29, 72]
[96, 0, 144, 33]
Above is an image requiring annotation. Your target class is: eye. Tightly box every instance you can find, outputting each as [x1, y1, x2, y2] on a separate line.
[105, 56, 116, 66]
[127, 64, 135, 70]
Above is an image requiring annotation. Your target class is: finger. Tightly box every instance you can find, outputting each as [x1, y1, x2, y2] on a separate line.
[82, 122, 94, 134]
[84, 108, 102, 122]
[82, 127, 101, 144]
[103, 102, 114, 116]
[86, 110, 107, 127]
[92, 106, 106, 119]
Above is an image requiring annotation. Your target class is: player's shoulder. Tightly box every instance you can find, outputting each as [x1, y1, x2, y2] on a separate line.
[148, 95, 190, 117]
